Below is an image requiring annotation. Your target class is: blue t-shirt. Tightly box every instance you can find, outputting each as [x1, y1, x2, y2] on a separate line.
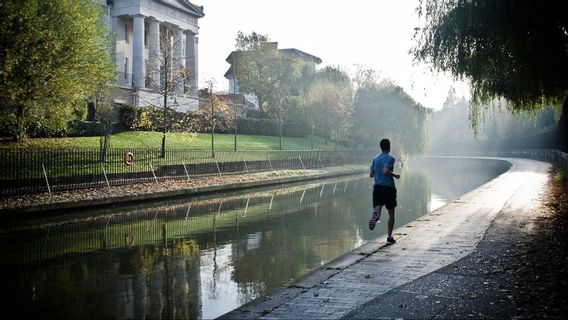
[370, 152, 396, 186]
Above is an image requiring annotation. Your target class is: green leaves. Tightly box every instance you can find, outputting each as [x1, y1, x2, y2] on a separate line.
[413, 0, 568, 129]
[0, 0, 114, 140]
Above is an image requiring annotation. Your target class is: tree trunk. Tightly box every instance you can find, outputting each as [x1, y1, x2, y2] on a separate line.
[211, 125, 215, 158]
[14, 105, 27, 141]
[99, 135, 111, 163]
[311, 122, 314, 150]
[559, 95, 568, 152]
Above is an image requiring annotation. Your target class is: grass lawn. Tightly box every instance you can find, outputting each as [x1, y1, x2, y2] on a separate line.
[2, 131, 343, 150]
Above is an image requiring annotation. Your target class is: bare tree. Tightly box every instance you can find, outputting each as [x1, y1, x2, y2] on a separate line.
[145, 28, 190, 158]
[191, 81, 232, 157]
[95, 101, 114, 163]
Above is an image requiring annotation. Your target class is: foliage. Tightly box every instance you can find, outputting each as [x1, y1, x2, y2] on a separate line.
[233, 31, 303, 114]
[95, 102, 115, 162]
[0, 0, 115, 140]
[191, 83, 233, 155]
[412, 0, 568, 131]
[305, 67, 354, 149]
[351, 82, 429, 156]
[429, 90, 560, 151]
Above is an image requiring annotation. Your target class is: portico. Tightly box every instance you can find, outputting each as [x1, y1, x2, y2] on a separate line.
[103, 0, 204, 110]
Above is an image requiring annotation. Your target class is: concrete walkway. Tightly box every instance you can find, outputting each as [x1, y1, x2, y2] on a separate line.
[218, 157, 551, 319]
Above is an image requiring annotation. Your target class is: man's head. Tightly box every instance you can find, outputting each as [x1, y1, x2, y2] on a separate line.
[380, 138, 390, 152]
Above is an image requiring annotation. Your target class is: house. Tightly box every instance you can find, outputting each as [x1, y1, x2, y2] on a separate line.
[223, 43, 322, 111]
[101, 0, 204, 113]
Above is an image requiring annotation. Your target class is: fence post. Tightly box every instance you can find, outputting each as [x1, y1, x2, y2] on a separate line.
[267, 156, 273, 171]
[149, 161, 158, 183]
[42, 163, 52, 196]
[182, 161, 190, 180]
[298, 156, 306, 170]
[243, 197, 249, 216]
[184, 203, 191, 223]
[100, 162, 111, 189]
[243, 159, 249, 174]
[215, 160, 222, 176]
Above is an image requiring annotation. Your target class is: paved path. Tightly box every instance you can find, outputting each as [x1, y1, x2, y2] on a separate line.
[219, 157, 551, 319]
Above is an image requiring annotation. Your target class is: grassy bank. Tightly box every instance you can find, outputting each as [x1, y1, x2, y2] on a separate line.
[1, 131, 343, 150]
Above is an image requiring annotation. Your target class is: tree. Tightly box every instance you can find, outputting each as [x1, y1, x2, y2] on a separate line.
[351, 81, 429, 156]
[145, 28, 191, 157]
[192, 81, 232, 157]
[233, 31, 297, 114]
[90, 81, 115, 162]
[95, 101, 115, 163]
[305, 67, 353, 150]
[412, 0, 568, 149]
[0, 0, 114, 140]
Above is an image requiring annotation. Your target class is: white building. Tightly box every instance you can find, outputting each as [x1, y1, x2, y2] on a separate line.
[102, 0, 204, 112]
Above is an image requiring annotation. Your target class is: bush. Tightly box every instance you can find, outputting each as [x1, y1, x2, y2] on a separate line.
[67, 121, 101, 137]
[116, 105, 138, 131]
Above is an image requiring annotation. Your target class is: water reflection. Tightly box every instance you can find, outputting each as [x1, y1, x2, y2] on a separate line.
[0, 158, 509, 319]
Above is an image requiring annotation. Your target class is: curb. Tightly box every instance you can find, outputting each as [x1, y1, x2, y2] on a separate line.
[0, 167, 367, 220]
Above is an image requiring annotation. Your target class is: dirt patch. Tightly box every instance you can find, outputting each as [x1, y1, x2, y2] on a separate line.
[0, 169, 326, 211]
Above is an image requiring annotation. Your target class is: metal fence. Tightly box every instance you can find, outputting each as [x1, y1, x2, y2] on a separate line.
[430, 148, 568, 174]
[0, 148, 374, 196]
[485, 149, 568, 174]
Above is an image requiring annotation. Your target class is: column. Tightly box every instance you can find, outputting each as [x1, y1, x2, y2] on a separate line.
[148, 18, 160, 87]
[173, 27, 185, 94]
[185, 31, 198, 97]
[132, 14, 145, 89]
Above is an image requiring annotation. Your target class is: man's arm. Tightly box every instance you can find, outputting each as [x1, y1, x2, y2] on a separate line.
[382, 167, 400, 179]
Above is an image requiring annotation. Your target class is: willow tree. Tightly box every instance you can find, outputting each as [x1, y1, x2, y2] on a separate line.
[0, 0, 114, 140]
[412, 0, 568, 149]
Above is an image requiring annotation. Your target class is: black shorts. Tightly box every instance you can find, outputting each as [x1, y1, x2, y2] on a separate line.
[373, 185, 397, 210]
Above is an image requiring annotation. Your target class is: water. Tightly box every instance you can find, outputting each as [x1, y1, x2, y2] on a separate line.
[0, 158, 509, 319]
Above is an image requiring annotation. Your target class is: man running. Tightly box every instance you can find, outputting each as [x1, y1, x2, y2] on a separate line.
[368, 138, 400, 244]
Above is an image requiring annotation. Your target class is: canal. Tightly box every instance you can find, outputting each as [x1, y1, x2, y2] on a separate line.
[0, 157, 509, 319]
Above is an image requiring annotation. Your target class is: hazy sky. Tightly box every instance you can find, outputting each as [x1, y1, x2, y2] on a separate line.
[196, 0, 470, 110]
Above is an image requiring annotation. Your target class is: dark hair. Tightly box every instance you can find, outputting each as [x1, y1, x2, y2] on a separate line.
[380, 138, 390, 151]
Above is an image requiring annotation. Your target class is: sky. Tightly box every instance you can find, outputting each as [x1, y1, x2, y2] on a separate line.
[195, 0, 470, 110]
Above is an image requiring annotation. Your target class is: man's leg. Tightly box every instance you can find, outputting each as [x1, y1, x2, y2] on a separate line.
[369, 205, 382, 230]
[374, 205, 382, 218]
[387, 208, 395, 237]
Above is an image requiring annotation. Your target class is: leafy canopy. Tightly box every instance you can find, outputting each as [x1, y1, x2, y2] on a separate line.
[352, 82, 430, 156]
[0, 0, 114, 139]
[232, 31, 302, 114]
[412, 0, 568, 127]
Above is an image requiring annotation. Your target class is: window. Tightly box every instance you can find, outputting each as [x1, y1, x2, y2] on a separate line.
[124, 57, 128, 78]
[125, 24, 129, 43]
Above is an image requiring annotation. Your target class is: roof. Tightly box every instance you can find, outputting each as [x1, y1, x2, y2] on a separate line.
[279, 48, 322, 64]
[157, 0, 205, 18]
[224, 47, 322, 78]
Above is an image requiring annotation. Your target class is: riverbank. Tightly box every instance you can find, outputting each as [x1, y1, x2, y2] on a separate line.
[219, 157, 568, 319]
[0, 165, 367, 219]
